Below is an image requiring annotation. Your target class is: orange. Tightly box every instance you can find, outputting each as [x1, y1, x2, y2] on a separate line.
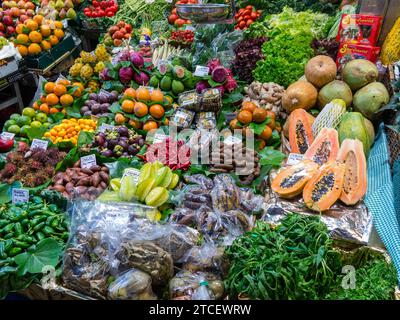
[54, 21, 63, 29]
[53, 84, 67, 96]
[267, 117, 276, 130]
[259, 126, 272, 141]
[257, 138, 266, 151]
[49, 35, 59, 46]
[29, 31, 42, 43]
[28, 43, 41, 55]
[40, 96, 47, 103]
[128, 119, 142, 130]
[229, 119, 240, 130]
[17, 45, 28, 56]
[33, 15, 44, 26]
[53, 28, 64, 40]
[266, 110, 276, 120]
[241, 101, 257, 113]
[60, 94, 73, 106]
[149, 104, 164, 119]
[50, 107, 60, 114]
[252, 108, 268, 124]
[44, 82, 55, 94]
[143, 120, 158, 132]
[40, 40, 51, 51]
[121, 100, 135, 114]
[123, 88, 136, 99]
[25, 19, 38, 31]
[46, 93, 59, 106]
[150, 89, 164, 103]
[133, 102, 148, 117]
[73, 82, 84, 91]
[237, 110, 253, 125]
[33, 101, 40, 110]
[114, 113, 126, 124]
[164, 95, 173, 107]
[136, 87, 151, 101]
[57, 79, 70, 86]
[16, 24, 25, 35]
[40, 25, 51, 37]
[16, 34, 29, 45]
[39, 103, 49, 114]
[72, 82, 84, 97]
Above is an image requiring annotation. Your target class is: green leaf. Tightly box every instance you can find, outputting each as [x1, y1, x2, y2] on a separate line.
[56, 147, 79, 171]
[105, 158, 133, 179]
[26, 126, 48, 141]
[267, 129, 281, 148]
[14, 238, 63, 276]
[24, 180, 52, 195]
[249, 117, 271, 135]
[258, 147, 286, 167]
[49, 112, 65, 123]
[0, 181, 22, 204]
[109, 102, 121, 113]
[77, 131, 95, 147]
[119, 61, 131, 68]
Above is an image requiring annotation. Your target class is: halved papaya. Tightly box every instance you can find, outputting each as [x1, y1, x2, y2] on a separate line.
[337, 139, 367, 205]
[288, 109, 314, 154]
[304, 128, 339, 165]
[303, 161, 345, 212]
[271, 160, 319, 198]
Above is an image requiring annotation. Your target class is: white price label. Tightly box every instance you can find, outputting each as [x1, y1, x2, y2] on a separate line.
[62, 20, 68, 28]
[31, 139, 48, 150]
[193, 65, 210, 77]
[185, 25, 195, 32]
[141, 86, 154, 94]
[153, 133, 169, 144]
[0, 132, 15, 140]
[12, 188, 29, 204]
[224, 135, 242, 146]
[99, 123, 115, 133]
[81, 154, 97, 169]
[286, 153, 304, 166]
[122, 168, 141, 183]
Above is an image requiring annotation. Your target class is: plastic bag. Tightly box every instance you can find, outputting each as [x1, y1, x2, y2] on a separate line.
[169, 271, 224, 300]
[108, 268, 157, 300]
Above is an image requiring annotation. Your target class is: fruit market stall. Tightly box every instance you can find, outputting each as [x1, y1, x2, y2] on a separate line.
[0, 0, 400, 301]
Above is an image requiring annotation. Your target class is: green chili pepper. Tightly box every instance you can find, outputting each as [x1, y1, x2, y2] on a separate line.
[4, 239, 13, 251]
[8, 247, 22, 256]
[31, 216, 47, 226]
[28, 209, 43, 217]
[4, 233, 14, 239]
[13, 240, 30, 249]
[0, 241, 6, 259]
[46, 216, 57, 225]
[61, 232, 69, 240]
[47, 204, 58, 212]
[51, 218, 62, 229]
[31, 196, 43, 204]
[0, 258, 14, 267]
[42, 226, 55, 235]
[14, 222, 23, 236]
[33, 222, 45, 232]
[21, 218, 30, 228]
[3, 223, 15, 233]
[0, 219, 8, 228]
[35, 232, 45, 242]
[16, 235, 36, 244]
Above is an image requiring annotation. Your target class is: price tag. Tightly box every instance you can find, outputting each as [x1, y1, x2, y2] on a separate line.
[81, 154, 97, 169]
[12, 188, 29, 204]
[153, 133, 169, 144]
[141, 86, 154, 93]
[31, 139, 48, 150]
[62, 20, 68, 28]
[99, 123, 115, 133]
[0, 132, 15, 140]
[185, 25, 195, 32]
[286, 153, 304, 166]
[122, 168, 141, 184]
[193, 65, 210, 77]
[224, 135, 242, 146]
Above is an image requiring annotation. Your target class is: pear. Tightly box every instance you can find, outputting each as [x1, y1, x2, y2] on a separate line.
[64, 0, 73, 9]
[49, 0, 55, 7]
[58, 7, 66, 19]
[66, 8, 76, 19]
[55, 0, 64, 10]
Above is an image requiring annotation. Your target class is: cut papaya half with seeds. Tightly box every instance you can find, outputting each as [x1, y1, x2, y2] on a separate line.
[288, 109, 314, 154]
[304, 128, 339, 165]
[337, 139, 367, 205]
[303, 161, 345, 212]
[271, 160, 319, 198]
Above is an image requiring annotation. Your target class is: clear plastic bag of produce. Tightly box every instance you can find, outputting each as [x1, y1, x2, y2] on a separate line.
[169, 270, 224, 300]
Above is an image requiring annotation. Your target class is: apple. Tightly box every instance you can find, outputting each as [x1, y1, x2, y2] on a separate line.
[2, 15, 13, 26]
[3, 9, 11, 15]
[17, 1, 26, 8]
[0, 11, 3, 19]
[2, 1, 10, 9]
[9, 1, 18, 8]
[26, 8, 34, 16]
[6, 25, 15, 34]
[0, 23, 4, 32]
[0, 31, 5, 37]
[10, 6, 19, 17]
[19, 14, 28, 22]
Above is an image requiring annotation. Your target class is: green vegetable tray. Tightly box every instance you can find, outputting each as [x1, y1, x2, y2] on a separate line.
[24, 33, 76, 70]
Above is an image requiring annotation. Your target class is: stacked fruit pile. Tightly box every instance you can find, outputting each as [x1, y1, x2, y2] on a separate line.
[38, 0, 79, 20]
[167, 0, 197, 27]
[0, 0, 36, 39]
[169, 30, 194, 48]
[83, 0, 118, 18]
[13, 15, 64, 56]
[44, 118, 96, 145]
[234, 5, 262, 30]
[102, 20, 132, 47]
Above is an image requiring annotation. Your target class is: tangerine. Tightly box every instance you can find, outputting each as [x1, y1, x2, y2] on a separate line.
[33, 15, 44, 26]
[267, 117, 276, 130]
[57, 79, 71, 86]
[164, 95, 173, 107]
[60, 94, 73, 106]
[33, 101, 40, 110]
[16, 24, 25, 34]
[252, 108, 268, 124]
[40, 25, 51, 37]
[229, 119, 240, 130]
[143, 120, 158, 132]
[44, 82, 55, 94]
[257, 138, 266, 150]
[54, 21, 63, 29]
[17, 45, 28, 56]
[136, 87, 151, 101]
[124, 88, 136, 99]
[46, 93, 59, 106]
[29, 31, 42, 43]
[53, 84, 67, 96]
[40, 40, 51, 51]
[49, 35, 59, 46]
[50, 107, 60, 114]
[114, 113, 126, 124]
[25, 19, 38, 31]
[16, 33, 29, 44]
[241, 101, 257, 113]
[134, 102, 148, 117]
[266, 110, 276, 120]
[121, 100, 135, 114]
[237, 110, 253, 125]
[40, 96, 47, 103]
[149, 104, 164, 119]
[28, 43, 41, 55]
[259, 126, 272, 141]
[53, 28, 64, 39]
[129, 119, 142, 130]
[39, 103, 50, 114]
[150, 89, 164, 103]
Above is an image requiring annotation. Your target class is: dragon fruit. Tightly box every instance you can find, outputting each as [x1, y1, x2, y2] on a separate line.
[133, 71, 150, 85]
[224, 75, 238, 93]
[215, 85, 225, 96]
[119, 67, 134, 83]
[100, 68, 112, 81]
[196, 80, 210, 94]
[115, 49, 131, 62]
[130, 51, 144, 68]
[207, 58, 222, 73]
[211, 66, 228, 83]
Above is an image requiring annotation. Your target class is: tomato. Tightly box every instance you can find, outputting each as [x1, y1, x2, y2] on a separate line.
[125, 24, 132, 33]
[243, 15, 250, 21]
[246, 5, 253, 10]
[92, 1, 99, 7]
[98, 9, 105, 16]
[174, 18, 186, 27]
[246, 19, 253, 26]
[168, 14, 178, 24]
[251, 12, 258, 20]
[172, 8, 177, 14]
[237, 16, 243, 22]
[238, 20, 246, 28]
[106, 10, 114, 17]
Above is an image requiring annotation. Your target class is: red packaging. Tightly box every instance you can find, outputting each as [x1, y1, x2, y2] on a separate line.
[336, 42, 380, 70]
[336, 14, 383, 46]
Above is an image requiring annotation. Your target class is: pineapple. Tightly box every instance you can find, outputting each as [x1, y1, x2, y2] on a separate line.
[80, 64, 94, 80]
[69, 62, 83, 77]
[94, 45, 110, 62]
[80, 51, 96, 64]
[94, 61, 105, 73]
[87, 80, 99, 92]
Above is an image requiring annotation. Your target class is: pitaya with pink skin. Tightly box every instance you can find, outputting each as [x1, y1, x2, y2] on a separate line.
[130, 51, 144, 68]
[224, 76, 238, 93]
[119, 67, 134, 83]
[211, 66, 228, 83]
[100, 68, 112, 81]
[207, 58, 222, 73]
[115, 49, 131, 62]
[133, 71, 150, 85]
[196, 80, 210, 93]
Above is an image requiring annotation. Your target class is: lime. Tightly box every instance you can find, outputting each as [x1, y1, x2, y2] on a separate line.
[42, 122, 52, 129]
[7, 124, 21, 134]
[30, 121, 42, 129]
[35, 112, 48, 123]
[10, 113, 20, 121]
[4, 119, 16, 130]
[109, 178, 121, 191]
[20, 125, 31, 137]
[17, 115, 31, 127]
[22, 107, 36, 118]
[47, 117, 54, 124]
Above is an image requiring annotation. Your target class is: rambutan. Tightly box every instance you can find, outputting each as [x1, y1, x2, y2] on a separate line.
[31, 149, 48, 163]
[33, 176, 45, 186]
[6, 152, 24, 164]
[44, 165, 55, 176]
[30, 160, 43, 171]
[1, 163, 17, 179]
[17, 141, 29, 153]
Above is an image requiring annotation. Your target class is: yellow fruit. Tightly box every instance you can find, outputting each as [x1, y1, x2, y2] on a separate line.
[28, 43, 41, 55]
[29, 31, 42, 43]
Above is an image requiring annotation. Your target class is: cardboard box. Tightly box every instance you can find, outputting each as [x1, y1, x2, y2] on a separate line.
[336, 42, 380, 71]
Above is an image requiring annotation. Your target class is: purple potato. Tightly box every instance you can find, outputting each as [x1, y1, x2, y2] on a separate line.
[99, 94, 109, 104]
[119, 141, 129, 150]
[138, 138, 144, 146]
[83, 111, 92, 116]
[92, 104, 101, 114]
[119, 136, 128, 142]
[110, 91, 119, 102]
[102, 149, 113, 157]
[98, 132, 106, 138]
